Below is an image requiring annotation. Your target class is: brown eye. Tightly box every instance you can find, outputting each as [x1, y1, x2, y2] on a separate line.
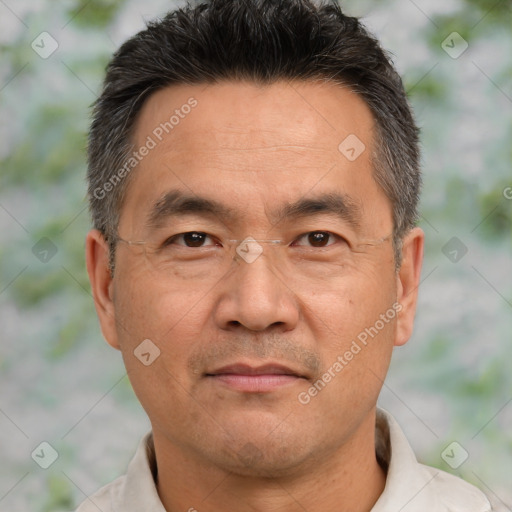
[294, 231, 339, 248]
[166, 232, 216, 248]
[308, 232, 330, 247]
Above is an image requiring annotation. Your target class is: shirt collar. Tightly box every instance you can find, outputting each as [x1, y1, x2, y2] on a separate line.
[372, 408, 439, 511]
[112, 429, 166, 511]
[372, 408, 491, 512]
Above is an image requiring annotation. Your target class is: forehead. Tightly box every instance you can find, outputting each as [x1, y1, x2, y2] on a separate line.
[120, 80, 392, 236]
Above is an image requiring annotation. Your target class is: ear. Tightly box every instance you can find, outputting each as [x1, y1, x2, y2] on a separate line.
[394, 227, 424, 347]
[85, 229, 120, 350]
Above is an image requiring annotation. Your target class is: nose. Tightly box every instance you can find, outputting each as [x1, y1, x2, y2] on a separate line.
[213, 249, 300, 332]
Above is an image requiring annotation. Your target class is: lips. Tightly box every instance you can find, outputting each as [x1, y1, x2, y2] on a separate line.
[206, 363, 304, 377]
[205, 363, 307, 393]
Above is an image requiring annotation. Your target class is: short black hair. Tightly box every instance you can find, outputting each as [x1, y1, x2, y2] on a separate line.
[87, 0, 420, 269]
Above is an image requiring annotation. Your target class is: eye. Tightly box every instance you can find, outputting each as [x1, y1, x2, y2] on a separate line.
[292, 231, 343, 248]
[164, 231, 218, 248]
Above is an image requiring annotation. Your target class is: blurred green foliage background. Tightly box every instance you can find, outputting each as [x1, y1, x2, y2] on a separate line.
[0, 0, 511, 510]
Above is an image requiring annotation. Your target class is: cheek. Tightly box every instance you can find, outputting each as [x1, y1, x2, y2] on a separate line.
[112, 268, 216, 384]
[112, 272, 211, 420]
[300, 262, 398, 395]
[304, 263, 397, 336]
[300, 280, 397, 422]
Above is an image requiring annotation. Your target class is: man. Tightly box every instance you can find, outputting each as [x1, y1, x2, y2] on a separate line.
[81, 0, 492, 510]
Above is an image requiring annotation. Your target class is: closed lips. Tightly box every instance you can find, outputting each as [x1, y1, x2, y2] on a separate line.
[206, 363, 305, 378]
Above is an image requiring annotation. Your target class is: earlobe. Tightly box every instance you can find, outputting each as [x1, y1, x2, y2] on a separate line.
[394, 227, 424, 347]
[85, 229, 121, 350]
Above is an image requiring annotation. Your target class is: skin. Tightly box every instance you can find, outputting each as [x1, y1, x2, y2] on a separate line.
[86, 80, 424, 512]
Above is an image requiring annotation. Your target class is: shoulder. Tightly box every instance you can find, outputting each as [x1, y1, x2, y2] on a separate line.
[420, 463, 492, 512]
[374, 408, 492, 512]
[73, 431, 160, 512]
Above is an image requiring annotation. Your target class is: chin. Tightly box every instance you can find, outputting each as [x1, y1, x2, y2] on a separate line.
[207, 425, 318, 479]
[219, 445, 310, 479]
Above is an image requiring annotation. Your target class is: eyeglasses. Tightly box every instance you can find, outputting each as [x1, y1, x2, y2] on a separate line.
[114, 230, 392, 287]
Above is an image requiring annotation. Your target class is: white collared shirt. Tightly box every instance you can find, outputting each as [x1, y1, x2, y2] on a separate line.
[75, 408, 492, 511]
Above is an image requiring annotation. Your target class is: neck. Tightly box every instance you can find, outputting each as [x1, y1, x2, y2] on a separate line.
[153, 410, 386, 512]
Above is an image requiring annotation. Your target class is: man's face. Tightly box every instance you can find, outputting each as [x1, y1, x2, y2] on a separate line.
[88, 81, 422, 477]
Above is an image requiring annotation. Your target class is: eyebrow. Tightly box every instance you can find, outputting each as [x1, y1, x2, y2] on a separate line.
[275, 192, 361, 230]
[146, 189, 362, 231]
[146, 190, 237, 229]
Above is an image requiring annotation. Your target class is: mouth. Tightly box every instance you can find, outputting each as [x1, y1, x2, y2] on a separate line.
[204, 363, 308, 393]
